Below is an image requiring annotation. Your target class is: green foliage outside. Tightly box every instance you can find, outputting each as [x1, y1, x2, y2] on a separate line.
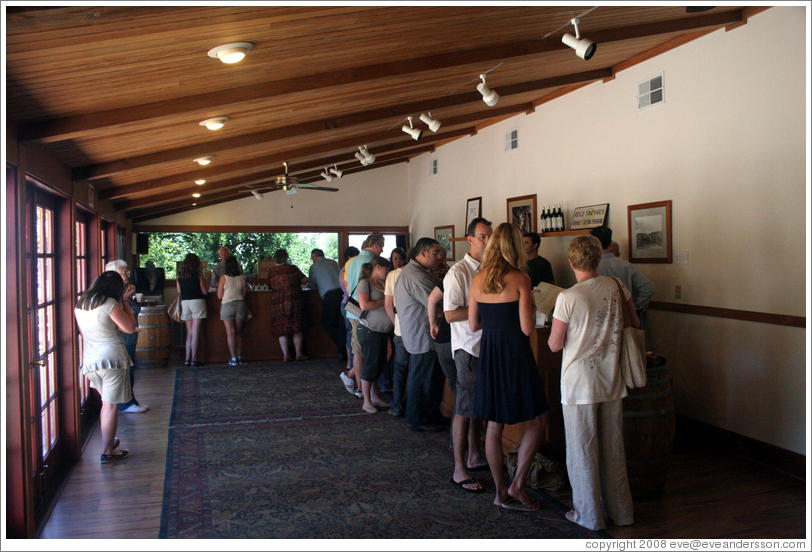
[142, 232, 338, 279]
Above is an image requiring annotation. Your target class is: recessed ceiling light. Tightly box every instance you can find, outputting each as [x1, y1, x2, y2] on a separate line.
[192, 203, 197, 206]
[195, 179, 206, 185]
[192, 193, 201, 198]
[194, 156, 214, 165]
[207, 42, 254, 64]
[199, 117, 229, 130]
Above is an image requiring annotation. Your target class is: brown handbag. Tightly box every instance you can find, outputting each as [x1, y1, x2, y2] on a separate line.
[505, 446, 568, 492]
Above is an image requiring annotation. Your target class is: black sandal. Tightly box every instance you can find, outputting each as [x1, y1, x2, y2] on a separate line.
[184, 360, 191, 367]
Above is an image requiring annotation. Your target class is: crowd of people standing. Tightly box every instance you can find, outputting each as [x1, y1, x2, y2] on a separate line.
[75, 226, 648, 531]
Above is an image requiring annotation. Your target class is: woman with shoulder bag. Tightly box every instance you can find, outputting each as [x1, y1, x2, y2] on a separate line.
[356, 256, 393, 414]
[548, 235, 639, 531]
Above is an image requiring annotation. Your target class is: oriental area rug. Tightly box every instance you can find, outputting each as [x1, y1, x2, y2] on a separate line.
[160, 360, 606, 540]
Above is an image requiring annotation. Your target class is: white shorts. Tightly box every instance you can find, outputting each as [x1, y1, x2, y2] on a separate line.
[85, 369, 133, 404]
[181, 298, 207, 320]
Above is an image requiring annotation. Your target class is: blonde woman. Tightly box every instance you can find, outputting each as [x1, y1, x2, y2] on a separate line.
[469, 222, 548, 511]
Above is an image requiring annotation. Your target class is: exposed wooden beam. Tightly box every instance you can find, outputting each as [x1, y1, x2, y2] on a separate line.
[21, 10, 742, 144]
[128, 157, 410, 222]
[100, 104, 534, 200]
[117, 132, 476, 211]
[84, 69, 602, 184]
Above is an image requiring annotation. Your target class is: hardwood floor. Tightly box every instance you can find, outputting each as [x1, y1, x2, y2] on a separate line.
[39, 353, 808, 540]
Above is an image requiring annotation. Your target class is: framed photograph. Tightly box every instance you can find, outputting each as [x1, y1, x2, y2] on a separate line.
[628, 200, 672, 263]
[434, 225, 455, 260]
[465, 197, 482, 234]
[570, 203, 609, 230]
[506, 194, 537, 234]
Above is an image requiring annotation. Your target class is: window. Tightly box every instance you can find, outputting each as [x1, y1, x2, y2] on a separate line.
[140, 231, 338, 279]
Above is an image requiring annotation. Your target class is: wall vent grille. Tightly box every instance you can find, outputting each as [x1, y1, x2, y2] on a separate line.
[638, 72, 665, 111]
[505, 128, 519, 152]
[430, 158, 438, 176]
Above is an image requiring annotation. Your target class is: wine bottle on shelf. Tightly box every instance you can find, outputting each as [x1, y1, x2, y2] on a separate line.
[557, 205, 565, 231]
[542, 206, 550, 233]
[540, 206, 547, 233]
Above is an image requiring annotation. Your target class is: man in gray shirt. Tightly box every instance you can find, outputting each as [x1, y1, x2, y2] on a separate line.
[210, 247, 231, 289]
[308, 249, 345, 360]
[393, 237, 444, 432]
[591, 227, 655, 321]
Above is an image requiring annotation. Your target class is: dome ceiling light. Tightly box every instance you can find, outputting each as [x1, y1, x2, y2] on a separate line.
[207, 42, 254, 64]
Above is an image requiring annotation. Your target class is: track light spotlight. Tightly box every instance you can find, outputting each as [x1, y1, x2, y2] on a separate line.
[562, 17, 597, 60]
[330, 165, 343, 178]
[359, 146, 375, 165]
[477, 75, 499, 107]
[251, 190, 263, 201]
[419, 112, 441, 133]
[402, 116, 423, 141]
[320, 168, 334, 183]
[355, 151, 370, 166]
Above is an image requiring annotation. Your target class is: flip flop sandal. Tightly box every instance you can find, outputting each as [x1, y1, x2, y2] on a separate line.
[450, 478, 485, 493]
[499, 498, 541, 511]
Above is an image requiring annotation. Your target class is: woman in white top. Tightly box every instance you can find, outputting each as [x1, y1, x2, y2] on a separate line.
[217, 256, 249, 365]
[74, 271, 137, 463]
[548, 235, 639, 531]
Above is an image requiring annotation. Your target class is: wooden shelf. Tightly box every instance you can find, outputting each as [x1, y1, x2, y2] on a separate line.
[540, 229, 592, 237]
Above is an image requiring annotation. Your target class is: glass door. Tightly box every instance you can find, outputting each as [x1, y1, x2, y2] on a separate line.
[25, 187, 65, 510]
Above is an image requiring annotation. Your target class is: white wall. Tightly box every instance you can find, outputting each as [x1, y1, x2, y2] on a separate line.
[140, 162, 410, 227]
[407, 7, 808, 454]
[137, 8, 807, 454]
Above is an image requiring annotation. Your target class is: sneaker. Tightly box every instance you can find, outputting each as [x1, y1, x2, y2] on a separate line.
[228, 358, 238, 366]
[354, 389, 363, 399]
[340, 371, 356, 395]
[101, 449, 129, 463]
[122, 404, 149, 413]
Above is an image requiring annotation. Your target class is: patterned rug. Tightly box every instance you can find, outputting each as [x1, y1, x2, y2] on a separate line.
[160, 361, 607, 540]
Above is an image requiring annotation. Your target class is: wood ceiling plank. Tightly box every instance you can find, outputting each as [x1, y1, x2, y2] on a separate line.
[15, 9, 742, 143]
[79, 68, 604, 182]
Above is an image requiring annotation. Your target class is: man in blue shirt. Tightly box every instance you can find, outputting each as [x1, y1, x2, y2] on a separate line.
[309, 249, 345, 360]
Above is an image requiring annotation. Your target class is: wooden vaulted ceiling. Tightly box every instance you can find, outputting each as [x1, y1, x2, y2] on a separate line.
[5, 5, 766, 223]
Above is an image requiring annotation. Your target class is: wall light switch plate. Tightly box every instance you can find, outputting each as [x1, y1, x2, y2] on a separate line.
[674, 251, 688, 265]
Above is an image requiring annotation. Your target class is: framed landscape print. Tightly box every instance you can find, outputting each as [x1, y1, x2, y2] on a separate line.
[506, 194, 537, 234]
[628, 200, 672, 263]
[434, 225, 455, 260]
[465, 197, 482, 234]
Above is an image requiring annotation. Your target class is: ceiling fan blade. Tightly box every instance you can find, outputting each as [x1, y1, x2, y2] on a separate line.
[300, 185, 338, 192]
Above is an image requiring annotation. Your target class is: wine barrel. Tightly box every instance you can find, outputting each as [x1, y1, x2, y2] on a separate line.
[622, 354, 675, 499]
[135, 304, 172, 367]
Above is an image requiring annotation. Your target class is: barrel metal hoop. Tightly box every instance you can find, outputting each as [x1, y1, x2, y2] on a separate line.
[136, 346, 172, 352]
[623, 405, 675, 417]
[624, 453, 673, 467]
[137, 323, 172, 329]
[623, 388, 674, 401]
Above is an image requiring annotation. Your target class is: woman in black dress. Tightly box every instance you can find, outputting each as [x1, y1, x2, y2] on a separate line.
[469, 222, 548, 511]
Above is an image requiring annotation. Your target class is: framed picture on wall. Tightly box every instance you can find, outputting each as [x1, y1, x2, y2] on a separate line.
[628, 200, 672, 263]
[434, 225, 455, 260]
[465, 197, 482, 233]
[506, 194, 537, 234]
[570, 203, 609, 230]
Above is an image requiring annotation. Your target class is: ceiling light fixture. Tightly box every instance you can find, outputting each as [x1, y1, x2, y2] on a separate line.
[194, 156, 214, 165]
[330, 165, 343, 178]
[192, 193, 201, 198]
[251, 190, 263, 201]
[402, 116, 423, 141]
[419, 112, 441, 133]
[199, 117, 229, 130]
[360, 146, 375, 164]
[320, 168, 334, 183]
[207, 42, 254, 64]
[195, 179, 206, 185]
[562, 17, 597, 60]
[477, 74, 500, 107]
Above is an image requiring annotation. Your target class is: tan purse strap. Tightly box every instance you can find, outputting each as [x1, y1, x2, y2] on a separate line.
[612, 277, 632, 329]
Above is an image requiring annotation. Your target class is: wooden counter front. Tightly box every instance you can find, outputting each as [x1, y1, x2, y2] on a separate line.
[196, 289, 338, 364]
[440, 326, 563, 454]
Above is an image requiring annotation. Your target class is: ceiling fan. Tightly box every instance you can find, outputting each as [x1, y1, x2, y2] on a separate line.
[273, 162, 338, 194]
